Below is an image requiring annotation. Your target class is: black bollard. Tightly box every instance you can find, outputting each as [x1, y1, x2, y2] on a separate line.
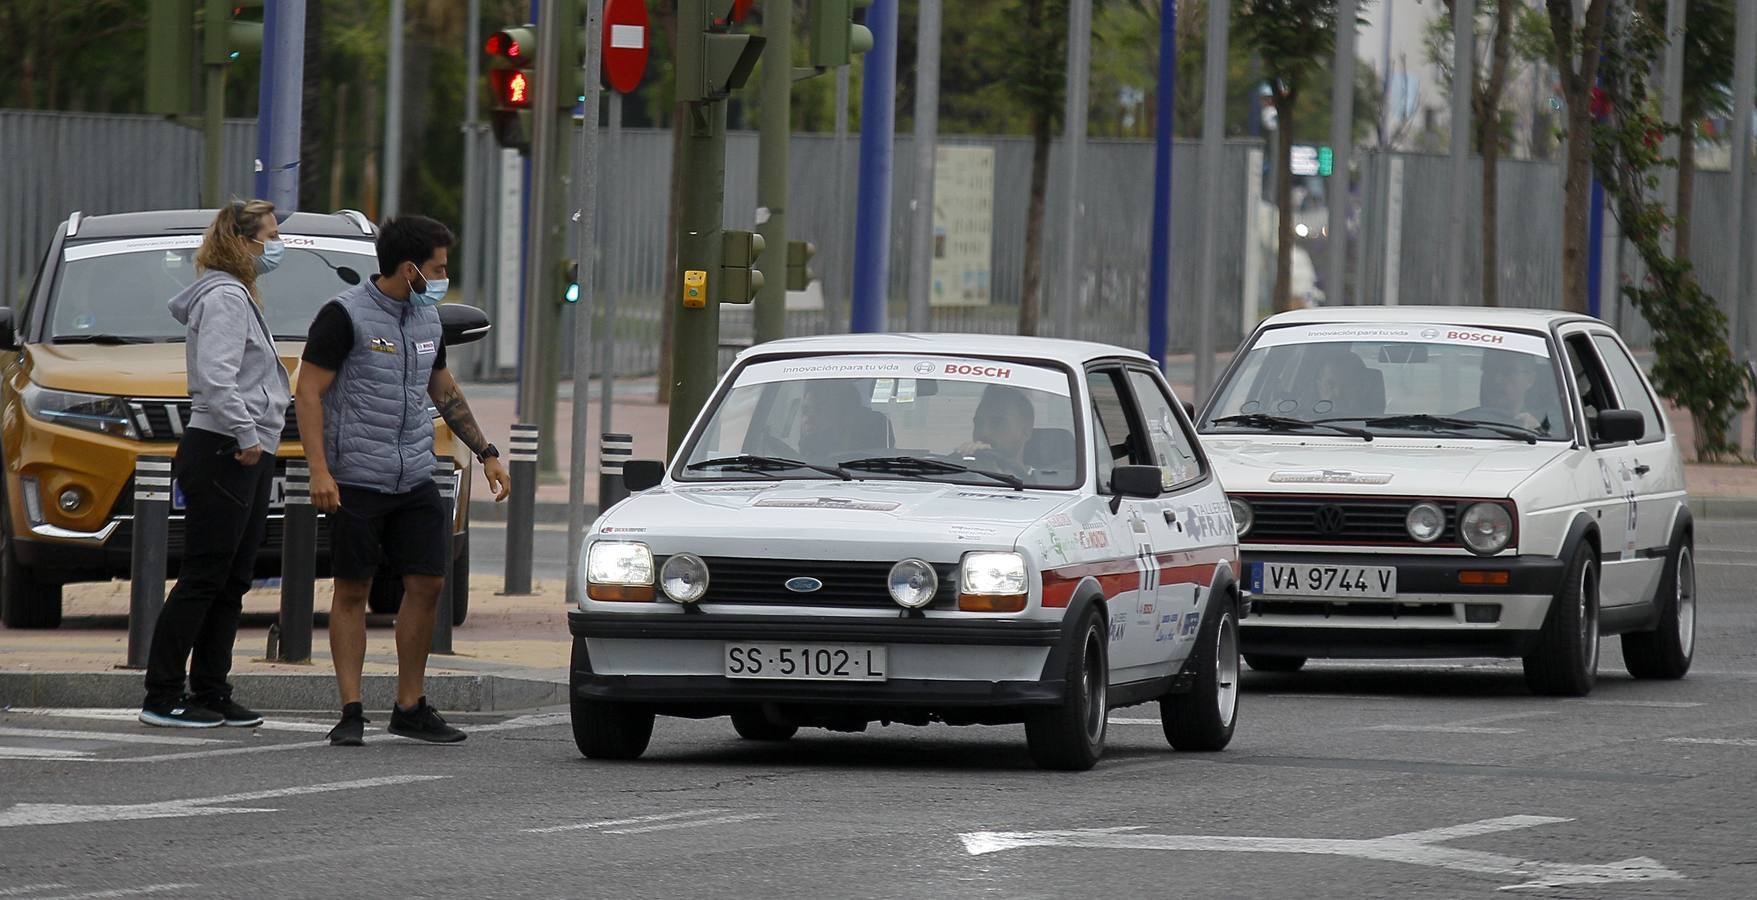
[598, 433, 632, 512]
[502, 424, 539, 595]
[277, 459, 316, 663]
[125, 455, 173, 669]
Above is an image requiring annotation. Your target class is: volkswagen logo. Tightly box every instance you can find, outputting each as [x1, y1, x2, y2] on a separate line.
[785, 576, 824, 593]
[1313, 504, 1348, 535]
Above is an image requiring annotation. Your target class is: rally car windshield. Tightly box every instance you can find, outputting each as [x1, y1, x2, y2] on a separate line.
[680, 356, 1083, 489]
[1205, 323, 1573, 442]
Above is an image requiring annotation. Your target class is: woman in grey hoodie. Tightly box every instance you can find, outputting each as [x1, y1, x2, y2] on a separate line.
[140, 199, 292, 729]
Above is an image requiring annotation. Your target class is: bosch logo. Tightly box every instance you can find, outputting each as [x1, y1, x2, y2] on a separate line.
[944, 363, 1012, 378]
[1448, 330, 1504, 344]
[914, 361, 935, 374]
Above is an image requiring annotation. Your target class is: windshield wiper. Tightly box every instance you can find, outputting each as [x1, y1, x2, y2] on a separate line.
[1210, 413, 1373, 441]
[1353, 414, 1539, 444]
[50, 334, 154, 345]
[685, 454, 851, 480]
[839, 455, 1025, 490]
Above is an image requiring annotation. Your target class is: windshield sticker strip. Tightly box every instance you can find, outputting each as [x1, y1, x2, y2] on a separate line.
[1254, 324, 1552, 358]
[737, 355, 1072, 395]
[63, 234, 375, 262]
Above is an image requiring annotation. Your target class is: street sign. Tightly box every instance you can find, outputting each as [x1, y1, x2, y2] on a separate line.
[603, 0, 649, 94]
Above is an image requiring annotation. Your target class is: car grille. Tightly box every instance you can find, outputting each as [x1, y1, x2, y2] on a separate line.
[1237, 495, 1460, 546]
[127, 398, 437, 443]
[673, 557, 960, 609]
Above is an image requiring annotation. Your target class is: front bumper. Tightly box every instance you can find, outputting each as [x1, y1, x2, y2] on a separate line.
[1238, 551, 1566, 659]
[568, 610, 1067, 709]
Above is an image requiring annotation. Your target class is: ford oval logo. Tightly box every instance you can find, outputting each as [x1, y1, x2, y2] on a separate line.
[785, 576, 824, 593]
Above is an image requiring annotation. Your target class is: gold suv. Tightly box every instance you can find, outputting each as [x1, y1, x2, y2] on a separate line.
[0, 209, 486, 628]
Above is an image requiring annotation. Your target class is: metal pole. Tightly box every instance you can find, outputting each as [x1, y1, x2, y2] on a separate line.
[907, 0, 943, 333]
[1446, 0, 1474, 306]
[756, 0, 793, 344]
[833, 66, 851, 331]
[503, 424, 539, 596]
[202, 55, 226, 207]
[1658, 0, 1686, 257]
[567, 0, 606, 609]
[1379, 0, 1394, 149]
[264, 0, 305, 210]
[520, 0, 570, 476]
[1327, 0, 1355, 305]
[850, 0, 900, 334]
[1728, 0, 1756, 375]
[1146, 0, 1176, 368]
[126, 456, 173, 669]
[463, 0, 484, 373]
[431, 459, 456, 654]
[601, 91, 620, 437]
[599, 432, 632, 511]
[253, 2, 276, 201]
[383, 0, 405, 218]
[1055, 0, 1089, 340]
[667, 99, 731, 453]
[277, 460, 316, 663]
[1193, 0, 1228, 402]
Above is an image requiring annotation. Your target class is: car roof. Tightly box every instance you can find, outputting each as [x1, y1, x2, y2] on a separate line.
[63, 208, 376, 242]
[739, 333, 1154, 368]
[1259, 305, 1601, 332]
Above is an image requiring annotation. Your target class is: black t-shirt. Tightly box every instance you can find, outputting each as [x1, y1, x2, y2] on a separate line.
[301, 301, 447, 372]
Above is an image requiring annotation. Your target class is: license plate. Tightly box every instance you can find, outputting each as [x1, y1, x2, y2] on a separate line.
[171, 477, 287, 511]
[724, 643, 888, 682]
[1252, 563, 1396, 599]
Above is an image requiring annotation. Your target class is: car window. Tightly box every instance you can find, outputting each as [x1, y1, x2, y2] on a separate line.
[1205, 322, 1571, 441]
[1088, 368, 1151, 487]
[1562, 333, 1617, 439]
[1589, 333, 1665, 444]
[680, 355, 1081, 489]
[1126, 368, 1203, 490]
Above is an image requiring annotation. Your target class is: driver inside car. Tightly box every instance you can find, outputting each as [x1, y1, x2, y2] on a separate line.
[1458, 350, 1546, 431]
[953, 384, 1035, 476]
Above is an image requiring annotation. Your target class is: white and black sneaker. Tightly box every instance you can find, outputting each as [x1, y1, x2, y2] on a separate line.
[204, 698, 264, 728]
[139, 697, 224, 729]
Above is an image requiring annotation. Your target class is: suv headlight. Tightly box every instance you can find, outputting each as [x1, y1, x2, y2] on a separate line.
[21, 383, 137, 439]
[958, 551, 1027, 613]
[584, 541, 655, 601]
[1459, 502, 1514, 555]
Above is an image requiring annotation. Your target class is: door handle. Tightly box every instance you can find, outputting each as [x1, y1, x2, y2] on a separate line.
[1633, 464, 1650, 477]
[1163, 509, 1181, 530]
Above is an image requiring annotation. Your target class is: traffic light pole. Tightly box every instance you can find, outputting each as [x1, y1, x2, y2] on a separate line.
[516, 0, 573, 477]
[753, 0, 792, 346]
[667, 99, 730, 455]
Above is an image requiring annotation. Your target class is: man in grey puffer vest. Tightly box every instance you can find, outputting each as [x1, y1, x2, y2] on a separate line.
[295, 215, 510, 746]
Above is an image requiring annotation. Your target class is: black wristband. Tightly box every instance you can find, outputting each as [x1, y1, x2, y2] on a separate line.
[476, 443, 500, 463]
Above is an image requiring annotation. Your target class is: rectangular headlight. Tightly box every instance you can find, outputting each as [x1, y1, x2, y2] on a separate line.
[959, 551, 1028, 612]
[20, 383, 137, 439]
[584, 540, 656, 602]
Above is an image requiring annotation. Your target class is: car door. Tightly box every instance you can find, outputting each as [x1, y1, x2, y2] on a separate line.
[1588, 330, 1679, 602]
[1558, 327, 1642, 609]
[1085, 365, 1168, 682]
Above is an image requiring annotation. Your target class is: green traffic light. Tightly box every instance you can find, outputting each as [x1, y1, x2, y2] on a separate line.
[565, 283, 580, 303]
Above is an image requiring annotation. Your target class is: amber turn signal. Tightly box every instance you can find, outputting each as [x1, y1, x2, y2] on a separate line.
[587, 583, 657, 602]
[1458, 570, 1510, 586]
[958, 593, 1026, 613]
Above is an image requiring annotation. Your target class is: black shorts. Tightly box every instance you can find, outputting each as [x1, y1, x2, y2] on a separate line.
[329, 482, 449, 580]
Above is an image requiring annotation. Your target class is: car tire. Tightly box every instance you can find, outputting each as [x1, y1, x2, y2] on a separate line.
[1162, 602, 1241, 752]
[0, 534, 62, 630]
[1522, 546, 1600, 697]
[449, 530, 469, 628]
[1243, 653, 1306, 673]
[1622, 538, 1694, 680]
[1024, 605, 1108, 771]
[571, 695, 655, 760]
[731, 711, 799, 742]
[367, 570, 404, 616]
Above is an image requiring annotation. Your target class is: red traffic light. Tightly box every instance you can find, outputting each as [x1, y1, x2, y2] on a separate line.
[484, 28, 533, 63]
[489, 69, 532, 108]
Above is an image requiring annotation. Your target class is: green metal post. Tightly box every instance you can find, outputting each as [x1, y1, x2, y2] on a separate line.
[201, 0, 229, 207]
[753, 0, 790, 345]
[667, 99, 729, 456]
[147, 0, 195, 117]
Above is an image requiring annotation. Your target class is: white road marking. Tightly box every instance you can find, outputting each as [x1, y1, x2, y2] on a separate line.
[604, 813, 772, 835]
[5, 708, 330, 735]
[524, 809, 730, 834]
[1583, 700, 1703, 709]
[959, 815, 1682, 891]
[1106, 717, 1158, 726]
[30, 886, 197, 900]
[0, 775, 448, 828]
[0, 887, 67, 898]
[0, 747, 95, 760]
[0, 727, 228, 747]
[467, 712, 570, 733]
[1664, 737, 1757, 748]
[1363, 725, 1524, 735]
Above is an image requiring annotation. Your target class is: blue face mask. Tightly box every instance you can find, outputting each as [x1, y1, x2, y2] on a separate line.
[255, 238, 284, 274]
[408, 273, 449, 307]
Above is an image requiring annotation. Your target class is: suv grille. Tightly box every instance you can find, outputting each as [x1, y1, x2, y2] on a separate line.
[1237, 495, 1462, 546]
[674, 557, 960, 609]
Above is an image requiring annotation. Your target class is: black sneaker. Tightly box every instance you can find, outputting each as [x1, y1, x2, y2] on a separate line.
[139, 697, 223, 729]
[328, 702, 369, 747]
[388, 697, 467, 744]
[203, 698, 264, 728]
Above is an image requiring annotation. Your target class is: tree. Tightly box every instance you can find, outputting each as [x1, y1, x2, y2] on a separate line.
[1544, 0, 1612, 314]
[1670, 0, 1737, 263]
[997, 0, 1074, 336]
[1234, 0, 1356, 313]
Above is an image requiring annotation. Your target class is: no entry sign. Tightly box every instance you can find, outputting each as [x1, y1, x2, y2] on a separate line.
[603, 0, 649, 94]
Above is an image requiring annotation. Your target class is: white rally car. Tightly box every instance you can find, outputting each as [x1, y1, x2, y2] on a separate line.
[1199, 308, 1694, 696]
[569, 335, 1242, 770]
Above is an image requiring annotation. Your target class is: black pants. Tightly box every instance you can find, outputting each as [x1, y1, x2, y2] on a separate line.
[143, 427, 276, 708]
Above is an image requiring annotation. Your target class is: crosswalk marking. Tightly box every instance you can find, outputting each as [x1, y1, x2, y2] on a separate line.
[0, 747, 93, 760]
[523, 809, 730, 834]
[605, 812, 771, 835]
[0, 727, 227, 747]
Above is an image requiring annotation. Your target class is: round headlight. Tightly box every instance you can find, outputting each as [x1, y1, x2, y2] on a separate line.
[1228, 497, 1253, 538]
[660, 554, 710, 603]
[888, 559, 939, 609]
[1406, 502, 1446, 543]
[1460, 503, 1514, 555]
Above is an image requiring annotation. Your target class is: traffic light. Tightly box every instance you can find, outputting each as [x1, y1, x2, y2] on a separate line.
[677, 0, 767, 104]
[808, 0, 874, 69]
[786, 241, 817, 292]
[561, 259, 580, 303]
[721, 230, 766, 303]
[203, 0, 262, 66]
[486, 25, 538, 150]
[148, 0, 262, 116]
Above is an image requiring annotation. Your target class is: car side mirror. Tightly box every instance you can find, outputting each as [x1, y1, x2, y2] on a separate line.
[438, 303, 491, 347]
[1595, 409, 1644, 444]
[622, 459, 665, 493]
[1110, 464, 1164, 500]
[0, 307, 16, 351]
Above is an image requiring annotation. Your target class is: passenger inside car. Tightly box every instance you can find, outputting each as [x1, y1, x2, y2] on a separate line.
[798, 380, 890, 459]
[954, 384, 1036, 476]
[1456, 349, 1550, 432]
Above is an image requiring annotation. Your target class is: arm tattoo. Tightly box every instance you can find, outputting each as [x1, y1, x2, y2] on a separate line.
[434, 382, 489, 458]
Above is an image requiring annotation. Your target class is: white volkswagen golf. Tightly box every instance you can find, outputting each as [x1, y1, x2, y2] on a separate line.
[570, 335, 1242, 770]
[1198, 308, 1694, 696]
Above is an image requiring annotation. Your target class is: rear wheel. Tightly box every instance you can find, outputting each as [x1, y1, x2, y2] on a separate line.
[731, 710, 798, 742]
[1243, 653, 1306, 673]
[1162, 603, 1240, 752]
[1523, 547, 1600, 696]
[1622, 540, 1694, 680]
[1025, 606, 1108, 771]
[0, 534, 62, 630]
